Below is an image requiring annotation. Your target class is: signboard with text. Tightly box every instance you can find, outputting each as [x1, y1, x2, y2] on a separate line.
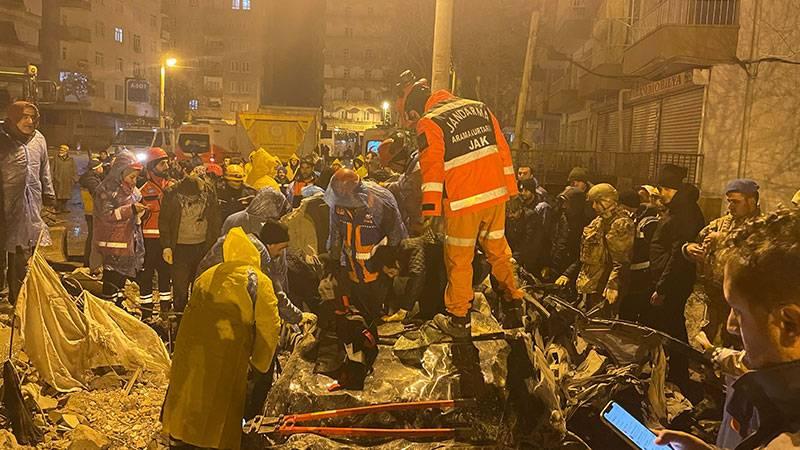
[126, 78, 150, 103]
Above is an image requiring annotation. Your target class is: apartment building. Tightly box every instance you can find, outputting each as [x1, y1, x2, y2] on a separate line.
[525, 0, 800, 212]
[322, 0, 394, 131]
[39, 0, 162, 149]
[0, 0, 42, 67]
[162, 0, 266, 121]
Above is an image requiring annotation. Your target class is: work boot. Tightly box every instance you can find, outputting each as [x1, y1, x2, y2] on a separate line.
[431, 313, 470, 340]
[501, 300, 524, 329]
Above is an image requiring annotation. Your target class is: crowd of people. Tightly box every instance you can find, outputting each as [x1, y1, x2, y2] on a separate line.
[1, 80, 800, 450]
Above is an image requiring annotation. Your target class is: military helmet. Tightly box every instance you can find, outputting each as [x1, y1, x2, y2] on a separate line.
[587, 183, 619, 203]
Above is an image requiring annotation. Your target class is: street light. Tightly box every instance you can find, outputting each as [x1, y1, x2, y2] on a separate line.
[381, 101, 390, 125]
[160, 56, 178, 128]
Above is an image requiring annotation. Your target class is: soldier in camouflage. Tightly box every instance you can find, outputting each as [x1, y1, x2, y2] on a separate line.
[684, 178, 762, 345]
[571, 183, 634, 318]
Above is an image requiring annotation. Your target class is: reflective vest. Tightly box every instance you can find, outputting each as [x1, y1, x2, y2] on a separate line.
[334, 205, 388, 284]
[140, 175, 172, 239]
[417, 90, 517, 217]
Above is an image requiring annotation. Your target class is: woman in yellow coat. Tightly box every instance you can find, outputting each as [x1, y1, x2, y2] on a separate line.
[245, 148, 281, 190]
[160, 227, 280, 450]
[353, 154, 368, 179]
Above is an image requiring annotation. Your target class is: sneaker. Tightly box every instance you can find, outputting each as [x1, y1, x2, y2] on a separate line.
[381, 309, 408, 323]
[501, 300, 524, 329]
[431, 313, 471, 340]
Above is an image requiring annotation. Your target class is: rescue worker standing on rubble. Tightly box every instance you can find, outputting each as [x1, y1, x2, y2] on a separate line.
[567, 183, 634, 318]
[0, 101, 56, 304]
[619, 185, 662, 322]
[325, 168, 407, 326]
[51, 144, 77, 213]
[403, 79, 524, 337]
[684, 179, 762, 346]
[92, 150, 147, 305]
[136, 147, 174, 321]
[217, 164, 256, 223]
[161, 227, 280, 450]
[507, 178, 552, 276]
[160, 160, 221, 317]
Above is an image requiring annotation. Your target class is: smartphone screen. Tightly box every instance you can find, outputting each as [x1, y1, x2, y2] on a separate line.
[601, 401, 673, 450]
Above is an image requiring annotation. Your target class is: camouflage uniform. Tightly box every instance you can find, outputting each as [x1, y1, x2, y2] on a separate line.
[691, 211, 761, 344]
[576, 205, 634, 317]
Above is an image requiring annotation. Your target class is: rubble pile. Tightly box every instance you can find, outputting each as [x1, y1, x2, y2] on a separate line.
[0, 329, 167, 450]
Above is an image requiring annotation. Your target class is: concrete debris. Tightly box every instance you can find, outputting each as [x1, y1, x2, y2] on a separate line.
[0, 430, 20, 449]
[67, 425, 110, 450]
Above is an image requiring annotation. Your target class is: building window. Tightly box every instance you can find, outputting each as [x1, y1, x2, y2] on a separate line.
[229, 81, 237, 93]
[116, 58, 123, 71]
[344, 68, 350, 79]
[344, 27, 353, 37]
[343, 48, 350, 58]
[365, 49, 373, 60]
[242, 0, 250, 9]
[92, 81, 105, 99]
[95, 52, 104, 66]
[242, 61, 250, 73]
[189, 99, 199, 110]
[133, 34, 142, 52]
[190, 0, 198, 5]
[114, 27, 123, 43]
[61, 47, 67, 60]
[364, 69, 371, 79]
[230, 101, 238, 112]
[241, 81, 251, 94]
[150, 15, 157, 28]
[231, 0, 240, 9]
[133, 62, 141, 77]
[115, 84, 123, 101]
[95, 21, 104, 38]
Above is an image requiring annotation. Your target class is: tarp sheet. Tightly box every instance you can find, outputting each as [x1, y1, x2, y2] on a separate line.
[15, 250, 170, 392]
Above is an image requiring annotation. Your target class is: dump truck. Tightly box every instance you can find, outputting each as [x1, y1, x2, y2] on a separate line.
[175, 119, 255, 163]
[238, 106, 321, 162]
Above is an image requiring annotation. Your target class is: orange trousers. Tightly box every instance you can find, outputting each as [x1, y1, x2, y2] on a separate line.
[443, 203, 522, 317]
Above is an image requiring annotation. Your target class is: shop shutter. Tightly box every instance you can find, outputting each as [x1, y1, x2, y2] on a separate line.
[629, 101, 660, 153]
[658, 88, 704, 154]
[596, 109, 631, 153]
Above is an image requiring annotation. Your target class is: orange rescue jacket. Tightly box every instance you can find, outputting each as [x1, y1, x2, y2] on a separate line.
[416, 90, 517, 217]
[140, 174, 173, 239]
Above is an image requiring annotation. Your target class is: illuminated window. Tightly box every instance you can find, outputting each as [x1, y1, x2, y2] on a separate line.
[242, 0, 250, 9]
[114, 27, 123, 43]
[189, 99, 199, 110]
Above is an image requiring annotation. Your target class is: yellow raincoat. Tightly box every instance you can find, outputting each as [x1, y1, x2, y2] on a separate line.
[161, 227, 280, 450]
[353, 154, 368, 179]
[286, 153, 300, 181]
[245, 148, 281, 190]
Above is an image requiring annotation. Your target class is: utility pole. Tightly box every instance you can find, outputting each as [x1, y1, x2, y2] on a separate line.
[513, 10, 540, 151]
[431, 0, 454, 92]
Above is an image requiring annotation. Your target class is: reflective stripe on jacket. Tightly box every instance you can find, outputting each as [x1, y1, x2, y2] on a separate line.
[416, 90, 517, 218]
[140, 175, 172, 239]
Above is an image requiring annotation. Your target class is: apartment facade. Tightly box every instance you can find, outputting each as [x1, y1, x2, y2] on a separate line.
[162, 0, 266, 121]
[0, 0, 42, 67]
[322, 0, 394, 131]
[524, 0, 800, 213]
[39, 0, 162, 150]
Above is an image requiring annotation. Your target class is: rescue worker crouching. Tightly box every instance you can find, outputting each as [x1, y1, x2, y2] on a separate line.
[403, 80, 524, 338]
[567, 183, 634, 318]
[136, 147, 174, 320]
[325, 169, 408, 327]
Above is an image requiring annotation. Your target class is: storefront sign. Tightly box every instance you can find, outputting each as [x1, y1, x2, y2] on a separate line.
[629, 71, 695, 101]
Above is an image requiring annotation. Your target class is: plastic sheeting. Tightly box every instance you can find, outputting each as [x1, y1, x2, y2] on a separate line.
[15, 249, 170, 392]
[262, 299, 566, 449]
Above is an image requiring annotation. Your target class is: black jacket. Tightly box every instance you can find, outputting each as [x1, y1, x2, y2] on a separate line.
[552, 187, 591, 278]
[508, 198, 551, 274]
[649, 183, 705, 297]
[159, 177, 221, 251]
[79, 169, 103, 196]
[217, 183, 257, 224]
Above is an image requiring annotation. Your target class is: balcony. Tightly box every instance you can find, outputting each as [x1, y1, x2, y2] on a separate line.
[553, 0, 600, 53]
[577, 22, 632, 98]
[548, 72, 583, 114]
[624, 0, 739, 77]
[57, 0, 91, 10]
[59, 25, 92, 43]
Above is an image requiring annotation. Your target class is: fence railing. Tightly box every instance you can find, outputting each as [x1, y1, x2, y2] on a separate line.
[516, 149, 704, 187]
[630, 0, 739, 43]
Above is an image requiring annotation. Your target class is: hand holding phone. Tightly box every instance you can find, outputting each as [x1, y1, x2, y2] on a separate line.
[601, 401, 674, 450]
